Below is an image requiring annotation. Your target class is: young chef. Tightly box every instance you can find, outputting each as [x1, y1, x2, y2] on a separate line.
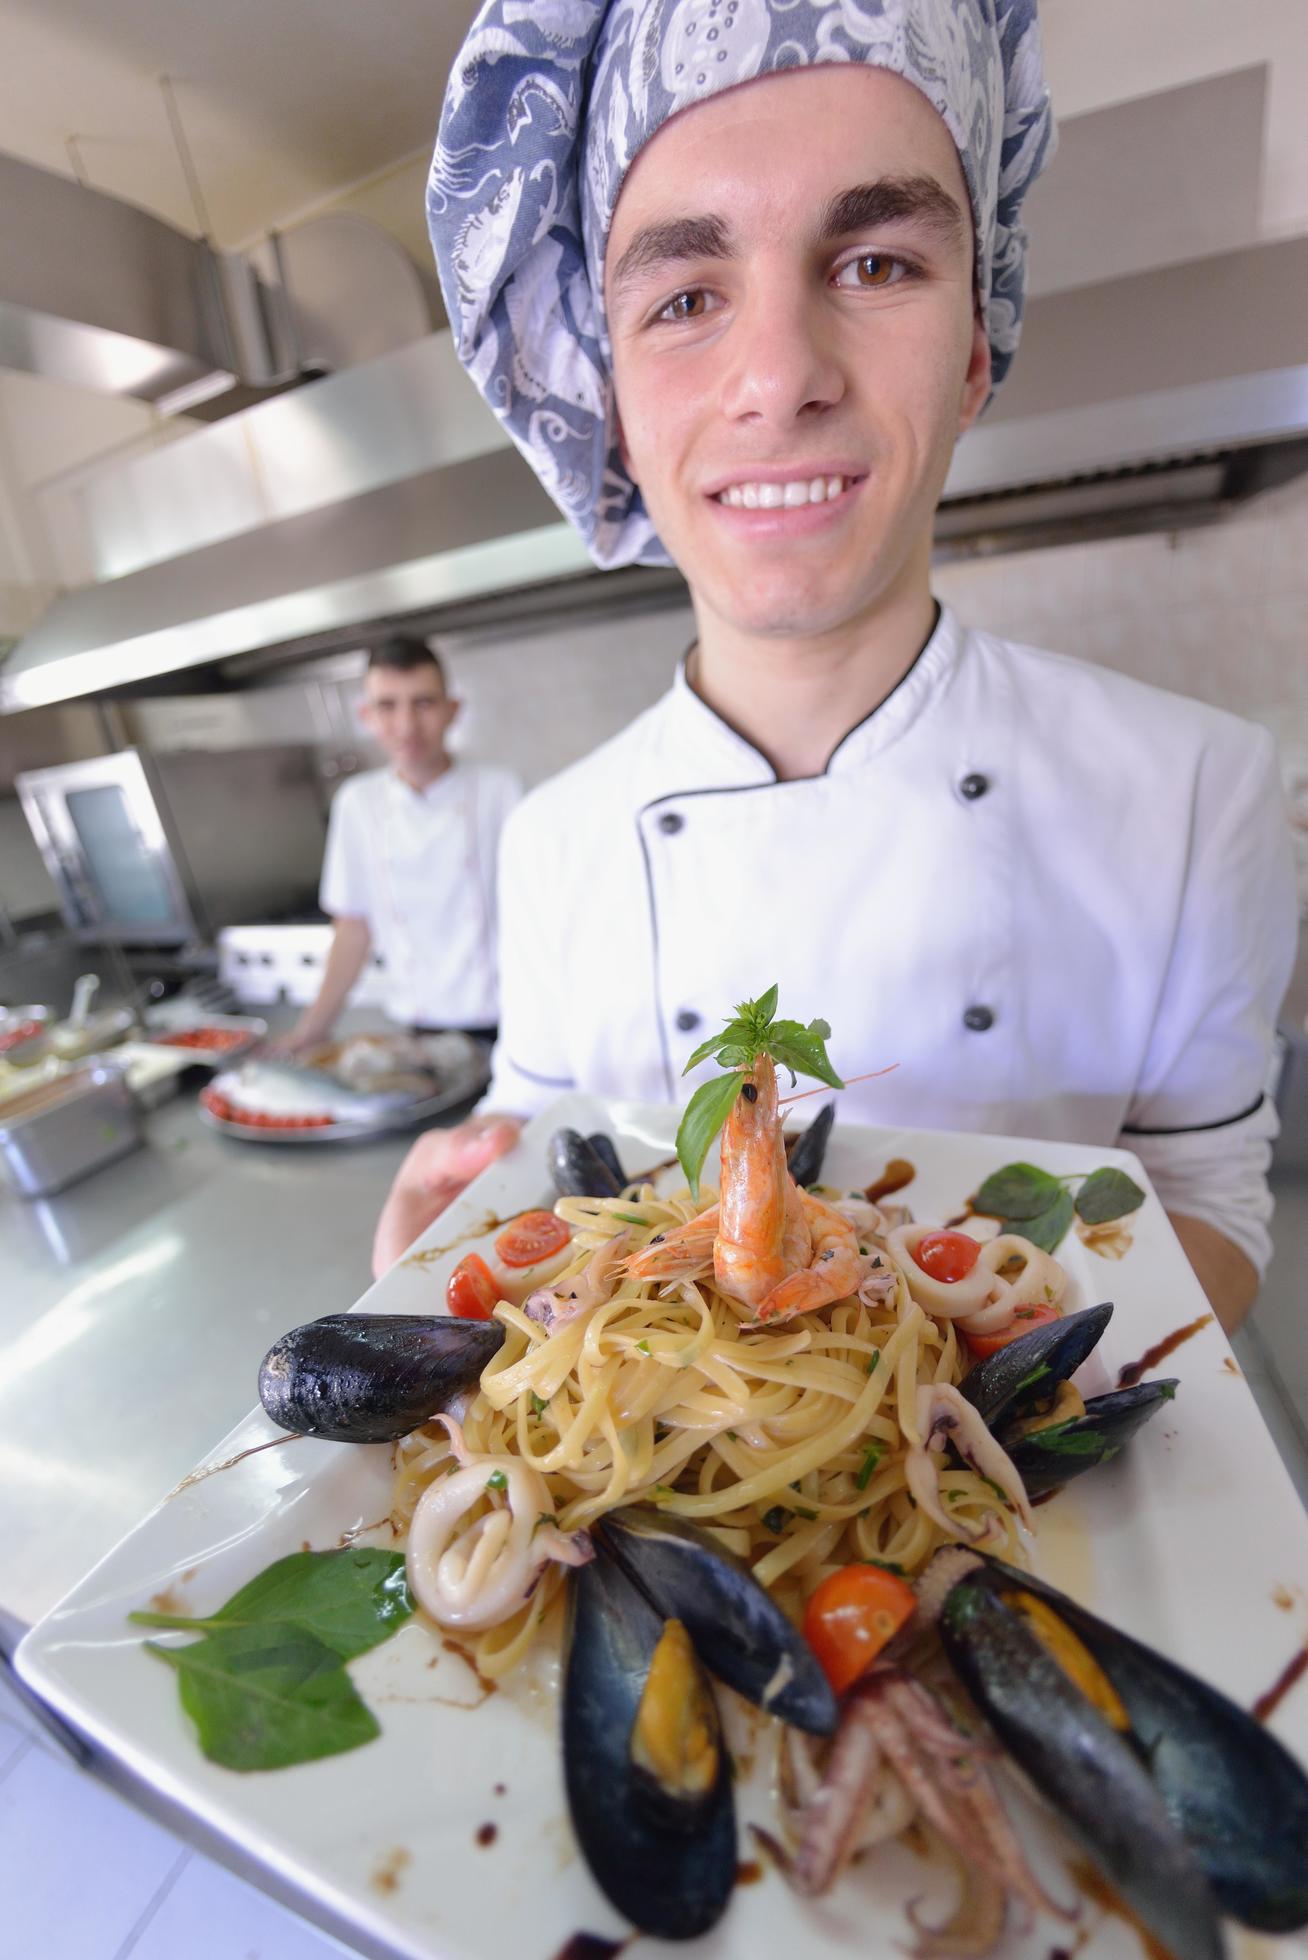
[288, 636, 520, 1047]
[374, 0, 1297, 1332]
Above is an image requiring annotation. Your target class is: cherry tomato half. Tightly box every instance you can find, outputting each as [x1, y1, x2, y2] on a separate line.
[912, 1229, 982, 1284]
[965, 1300, 1061, 1360]
[803, 1564, 918, 1695]
[494, 1209, 571, 1269]
[446, 1252, 501, 1321]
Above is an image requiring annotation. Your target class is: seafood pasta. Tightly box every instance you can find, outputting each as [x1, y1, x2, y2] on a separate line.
[251, 995, 1304, 1960]
[390, 1041, 1062, 1679]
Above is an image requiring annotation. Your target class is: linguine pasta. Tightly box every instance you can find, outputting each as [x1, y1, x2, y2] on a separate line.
[392, 1178, 1031, 1677]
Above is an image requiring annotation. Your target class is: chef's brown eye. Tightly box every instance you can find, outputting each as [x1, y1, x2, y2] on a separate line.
[854, 255, 895, 287]
[661, 290, 708, 321]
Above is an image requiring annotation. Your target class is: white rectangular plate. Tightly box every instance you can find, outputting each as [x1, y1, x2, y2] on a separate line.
[17, 1100, 1308, 1960]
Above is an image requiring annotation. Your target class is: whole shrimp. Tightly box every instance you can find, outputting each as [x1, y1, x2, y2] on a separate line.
[628, 1054, 864, 1321]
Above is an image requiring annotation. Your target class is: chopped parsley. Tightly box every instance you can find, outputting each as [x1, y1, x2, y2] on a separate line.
[855, 1443, 883, 1491]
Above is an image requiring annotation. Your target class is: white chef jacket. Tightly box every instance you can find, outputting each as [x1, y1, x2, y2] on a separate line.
[321, 761, 521, 1028]
[484, 606, 1297, 1275]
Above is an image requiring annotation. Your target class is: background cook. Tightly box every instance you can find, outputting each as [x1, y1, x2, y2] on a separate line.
[374, 0, 1297, 1334]
[287, 635, 520, 1050]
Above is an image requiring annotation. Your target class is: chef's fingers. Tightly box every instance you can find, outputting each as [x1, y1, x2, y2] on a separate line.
[371, 1116, 523, 1278]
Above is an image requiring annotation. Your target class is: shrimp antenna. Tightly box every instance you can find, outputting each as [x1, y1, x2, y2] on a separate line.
[778, 1064, 899, 1106]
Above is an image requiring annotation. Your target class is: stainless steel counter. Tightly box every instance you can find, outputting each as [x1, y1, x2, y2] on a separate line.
[0, 1084, 455, 1629]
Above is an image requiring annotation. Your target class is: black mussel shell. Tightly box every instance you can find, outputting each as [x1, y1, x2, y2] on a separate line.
[784, 1100, 835, 1189]
[258, 1313, 503, 1443]
[549, 1127, 622, 1198]
[938, 1568, 1226, 1960]
[1007, 1380, 1177, 1496]
[960, 1302, 1114, 1427]
[564, 1553, 736, 1940]
[942, 1553, 1308, 1934]
[597, 1506, 836, 1735]
[586, 1131, 628, 1190]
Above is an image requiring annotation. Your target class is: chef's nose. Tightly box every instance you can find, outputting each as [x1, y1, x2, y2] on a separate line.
[719, 274, 845, 429]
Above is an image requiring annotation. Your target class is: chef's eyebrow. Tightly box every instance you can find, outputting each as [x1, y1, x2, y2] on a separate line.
[819, 175, 966, 246]
[609, 215, 735, 301]
[609, 174, 965, 304]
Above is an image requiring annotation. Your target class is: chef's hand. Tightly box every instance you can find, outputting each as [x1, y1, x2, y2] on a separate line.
[372, 1114, 524, 1278]
[265, 1019, 328, 1058]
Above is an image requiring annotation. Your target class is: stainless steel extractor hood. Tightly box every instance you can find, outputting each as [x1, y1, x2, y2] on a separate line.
[3, 232, 1307, 711]
[0, 148, 440, 419]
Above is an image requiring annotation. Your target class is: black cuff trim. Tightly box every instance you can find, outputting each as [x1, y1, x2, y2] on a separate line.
[508, 1058, 577, 1090]
[1121, 1093, 1266, 1138]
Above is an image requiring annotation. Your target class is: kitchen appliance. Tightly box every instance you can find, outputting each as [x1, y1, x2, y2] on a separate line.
[0, 1061, 141, 1197]
[16, 746, 325, 947]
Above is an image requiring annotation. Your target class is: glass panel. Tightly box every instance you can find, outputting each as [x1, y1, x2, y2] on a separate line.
[64, 785, 179, 929]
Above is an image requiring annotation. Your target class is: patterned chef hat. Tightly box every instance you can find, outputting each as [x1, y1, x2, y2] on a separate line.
[429, 0, 1054, 568]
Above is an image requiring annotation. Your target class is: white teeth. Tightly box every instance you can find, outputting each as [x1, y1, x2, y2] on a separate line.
[717, 475, 849, 509]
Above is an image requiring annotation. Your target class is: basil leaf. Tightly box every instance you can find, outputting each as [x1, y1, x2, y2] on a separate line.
[682, 1030, 727, 1074]
[753, 984, 779, 1027]
[1001, 1187, 1074, 1253]
[856, 1443, 883, 1490]
[766, 1023, 844, 1089]
[129, 1549, 411, 1663]
[1074, 1167, 1146, 1224]
[676, 1072, 745, 1198]
[715, 1044, 752, 1069]
[147, 1623, 379, 1771]
[974, 1162, 1062, 1220]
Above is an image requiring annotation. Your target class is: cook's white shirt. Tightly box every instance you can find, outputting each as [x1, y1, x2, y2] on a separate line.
[485, 606, 1297, 1275]
[321, 761, 521, 1027]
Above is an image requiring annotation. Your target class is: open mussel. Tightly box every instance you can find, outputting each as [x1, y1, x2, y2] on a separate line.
[597, 1506, 836, 1734]
[961, 1302, 1176, 1494]
[258, 1313, 503, 1443]
[784, 1100, 836, 1189]
[1007, 1381, 1177, 1496]
[564, 1552, 736, 1940]
[930, 1549, 1308, 1953]
[548, 1127, 623, 1198]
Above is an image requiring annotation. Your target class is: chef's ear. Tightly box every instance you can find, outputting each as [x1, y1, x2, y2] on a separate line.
[957, 308, 991, 435]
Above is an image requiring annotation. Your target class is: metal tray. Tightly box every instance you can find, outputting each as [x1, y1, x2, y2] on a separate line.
[143, 1013, 268, 1068]
[0, 1061, 142, 1196]
[198, 1033, 491, 1144]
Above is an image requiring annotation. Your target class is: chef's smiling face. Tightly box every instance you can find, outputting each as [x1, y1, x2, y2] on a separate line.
[605, 66, 990, 645]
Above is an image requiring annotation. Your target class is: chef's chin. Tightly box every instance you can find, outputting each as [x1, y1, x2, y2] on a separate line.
[696, 531, 924, 646]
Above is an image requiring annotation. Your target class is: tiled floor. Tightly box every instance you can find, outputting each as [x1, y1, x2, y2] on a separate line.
[0, 1668, 355, 1960]
[5, 1178, 1307, 1960]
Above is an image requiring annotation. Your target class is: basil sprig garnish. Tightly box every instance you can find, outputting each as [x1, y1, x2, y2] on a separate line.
[130, 1547, 413, 1771]
[973, 1160, 1146, 1254]
[676, 985, 844, 1197]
